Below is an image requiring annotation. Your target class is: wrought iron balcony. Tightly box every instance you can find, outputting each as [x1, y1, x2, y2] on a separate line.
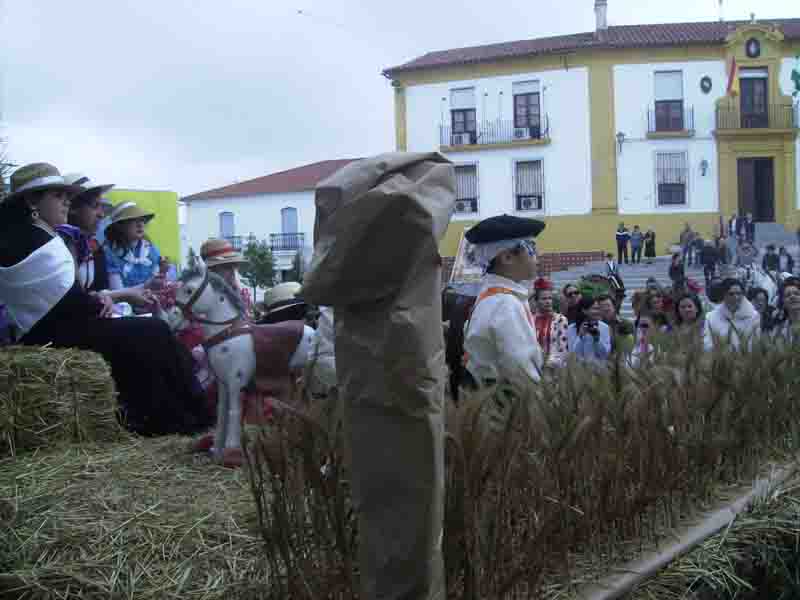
[223, 235, 244, 251]
[716, 104, 798, 130]
[269, 232, 305, 251]
[647, 103, 695, 134]
[439, 117, 550, 148]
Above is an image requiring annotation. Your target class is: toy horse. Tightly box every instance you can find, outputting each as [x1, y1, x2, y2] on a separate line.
[171, 252, 314, 467]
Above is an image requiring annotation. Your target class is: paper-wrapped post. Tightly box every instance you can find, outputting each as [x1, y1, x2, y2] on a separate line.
[303, 152, 455, 599]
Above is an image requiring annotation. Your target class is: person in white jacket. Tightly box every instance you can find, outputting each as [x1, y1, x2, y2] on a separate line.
[703, 278, 761, 351]
[463, 214, 545, 389]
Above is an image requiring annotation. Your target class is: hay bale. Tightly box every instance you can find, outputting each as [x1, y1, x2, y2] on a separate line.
[0, 437, 267, 599]
[0, 345, 124, 457]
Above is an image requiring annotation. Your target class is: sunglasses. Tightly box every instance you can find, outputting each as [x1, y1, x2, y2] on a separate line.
[517, 240, 537, 256]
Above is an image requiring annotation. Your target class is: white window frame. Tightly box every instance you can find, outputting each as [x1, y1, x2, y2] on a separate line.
[219, 211, 235, 238]
[511, 157, 546, 214]
[653, 150, 690, 210]
[452, 161, 480, 218]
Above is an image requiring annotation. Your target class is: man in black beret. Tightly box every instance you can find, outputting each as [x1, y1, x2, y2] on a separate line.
[462, 214, 546, 389]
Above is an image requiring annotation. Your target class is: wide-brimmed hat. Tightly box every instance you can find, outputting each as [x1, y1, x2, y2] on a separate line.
[263, 282, 306, 317]
[200, 238, 248, 268]
[107, 201, 155, 226]
[3, 163, 82, 205]
[63, 173, 114, 206]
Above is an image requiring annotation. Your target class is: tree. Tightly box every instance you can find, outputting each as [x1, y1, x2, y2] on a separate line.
[239, 239, 275, 302]
[286, 250, 305, 283]
[0, 138, 16, 199]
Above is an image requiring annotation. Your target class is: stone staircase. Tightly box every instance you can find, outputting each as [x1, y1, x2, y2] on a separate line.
[754, 223, 797, 249]
[546, 223, 800, 319]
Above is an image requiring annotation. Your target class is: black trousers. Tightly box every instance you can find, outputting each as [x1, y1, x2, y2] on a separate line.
[617, 243, 629, 264]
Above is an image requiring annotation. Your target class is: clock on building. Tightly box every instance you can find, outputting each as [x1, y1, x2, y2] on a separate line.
[746, 38, 761, 58]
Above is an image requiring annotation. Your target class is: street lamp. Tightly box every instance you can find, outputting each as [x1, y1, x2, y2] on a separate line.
[616, 131, 626, 154]
[700, 159, 710, 176]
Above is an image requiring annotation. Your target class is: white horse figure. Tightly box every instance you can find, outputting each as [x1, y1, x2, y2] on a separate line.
[171, 252, 314, 467]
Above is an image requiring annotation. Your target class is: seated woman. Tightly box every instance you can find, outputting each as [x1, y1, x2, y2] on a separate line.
[0, 163, 212, 436]
[57, 175, 156, 312]
[200, 238, 254, 318]
[103, 201, 161, 292]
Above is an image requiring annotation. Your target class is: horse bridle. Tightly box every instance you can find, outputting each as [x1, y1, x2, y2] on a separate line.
[175, 268, 241, 326]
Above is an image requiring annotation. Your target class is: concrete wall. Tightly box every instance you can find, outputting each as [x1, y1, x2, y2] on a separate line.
[614, 61, 727, 215]
[404, 67, 592, 218]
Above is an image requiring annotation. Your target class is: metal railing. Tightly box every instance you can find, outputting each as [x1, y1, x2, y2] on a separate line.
[647, 103, 695, 133]
[716, 104, 798, 130]
[269, 232, 305, 251]
[223, 235, 244, 251]
[439, 117, 550, 148]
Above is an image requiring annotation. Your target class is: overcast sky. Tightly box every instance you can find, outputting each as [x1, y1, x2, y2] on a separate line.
[1, 0, 795, 196]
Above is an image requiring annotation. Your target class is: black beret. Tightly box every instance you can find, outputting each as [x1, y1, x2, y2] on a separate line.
[464, 214, 545, 244]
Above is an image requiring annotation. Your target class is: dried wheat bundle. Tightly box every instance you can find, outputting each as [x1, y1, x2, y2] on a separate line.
[0, 345, 123, 457]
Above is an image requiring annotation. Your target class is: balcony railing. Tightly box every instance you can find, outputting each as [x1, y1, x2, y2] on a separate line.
[270, 232, 305, 251]
[223, 235, 244, 251]
[439, 117, 550, 148]
[647, 103, 695, 134]
[716, 104, 798, 130]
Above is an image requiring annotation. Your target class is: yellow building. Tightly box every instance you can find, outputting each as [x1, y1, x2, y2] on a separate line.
[383, 4, 800, 258]
[106, 189, 181, 264]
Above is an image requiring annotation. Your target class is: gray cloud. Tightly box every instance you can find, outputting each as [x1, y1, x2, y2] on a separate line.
[1, 0, 795, 194]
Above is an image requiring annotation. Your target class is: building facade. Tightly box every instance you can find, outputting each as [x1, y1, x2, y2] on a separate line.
[384, 5, 800, 257]
[182, 159, 356, 279]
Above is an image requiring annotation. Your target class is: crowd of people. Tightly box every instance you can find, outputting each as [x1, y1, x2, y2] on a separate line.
[449, 214, 800, 397]
[0, 162, 335, 440]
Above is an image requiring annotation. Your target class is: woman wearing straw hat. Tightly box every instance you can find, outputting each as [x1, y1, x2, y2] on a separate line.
[200, 238, 253, 317]
[57, 175, 156, 311]
[103, 201, 161, 291]
[260, 281, 307, 325]
[0, 163, 213, 436]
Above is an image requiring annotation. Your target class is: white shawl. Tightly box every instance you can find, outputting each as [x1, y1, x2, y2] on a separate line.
[0, 237, 75, 339]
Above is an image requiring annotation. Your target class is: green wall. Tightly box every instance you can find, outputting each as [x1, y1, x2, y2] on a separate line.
[106, 189, 181, 263]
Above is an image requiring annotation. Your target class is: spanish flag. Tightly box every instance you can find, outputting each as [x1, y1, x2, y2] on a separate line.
[727, 57, 740, 97]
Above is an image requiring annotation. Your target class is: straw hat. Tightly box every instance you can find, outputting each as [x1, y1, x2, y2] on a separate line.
[63, 173, 114, 206]
[3, 163, 82, 205]
[200, 238, 248, 268]
[261, 282, 307, 324]
[107, 201, 155, 226]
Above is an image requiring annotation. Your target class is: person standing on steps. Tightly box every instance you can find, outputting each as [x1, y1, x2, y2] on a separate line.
[644, 228, 656, 264]
[615, 222, 631, 265]
[701, 240, 719, 291]
[728, 212, 742, 265]
[745, 212, 756, 245]
[778, 246, 795, 275]
[679, 223, 695, 267]
[630, 225, 644, 264]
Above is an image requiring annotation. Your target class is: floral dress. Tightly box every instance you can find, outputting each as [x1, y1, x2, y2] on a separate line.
[104, 239, 161, 288]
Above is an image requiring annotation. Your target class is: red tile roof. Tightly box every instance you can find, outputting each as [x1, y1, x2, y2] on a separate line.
[183, 159, 360, 202]
[383, 19, 800, 76]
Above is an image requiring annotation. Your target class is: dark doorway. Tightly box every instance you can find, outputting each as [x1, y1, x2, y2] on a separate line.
[737, 158, 775, 222]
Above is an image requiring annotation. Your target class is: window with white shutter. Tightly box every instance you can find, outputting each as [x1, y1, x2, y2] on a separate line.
[219, 211, 235, 238]
[515, 160, 544, 211]
[450, 87, 477, 144]
[655, 152, 688, 206]
[454, 164, 479, 214]
[654, 71, 685, 131]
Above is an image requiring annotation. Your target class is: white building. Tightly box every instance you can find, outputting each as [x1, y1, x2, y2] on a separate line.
[383, 5, 800, 258]
[182, 159, 357, 279]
